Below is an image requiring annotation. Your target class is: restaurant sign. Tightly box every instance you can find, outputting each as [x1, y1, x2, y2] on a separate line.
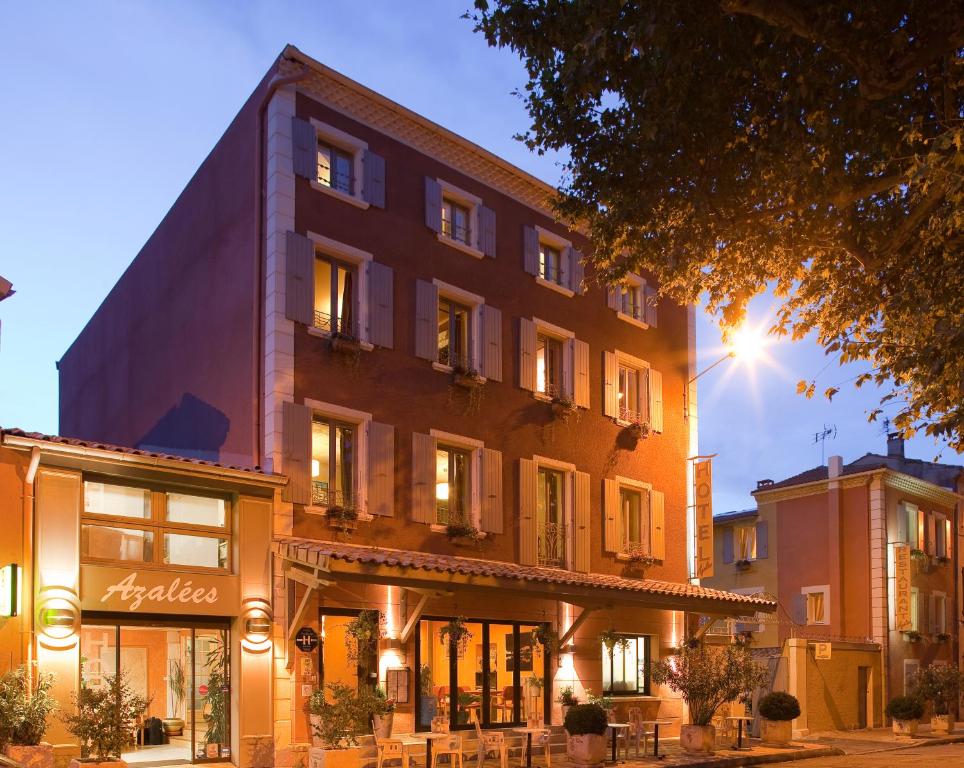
[893, 544, 912, 631]
[81, 565, 239, 616]
[694, 459, 714, 579]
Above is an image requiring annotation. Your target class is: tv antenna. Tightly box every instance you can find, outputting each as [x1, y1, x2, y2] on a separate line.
[880, 416, 891, 435]
[813, 424, 837, 463]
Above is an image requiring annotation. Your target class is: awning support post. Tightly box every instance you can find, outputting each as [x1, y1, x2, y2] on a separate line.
[400, 592, 429, 644]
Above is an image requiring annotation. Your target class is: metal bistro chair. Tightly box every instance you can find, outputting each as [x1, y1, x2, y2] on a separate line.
[470, 710, 509, 768]
[432, 733, 464, 768]
[376, 738, 410, 768]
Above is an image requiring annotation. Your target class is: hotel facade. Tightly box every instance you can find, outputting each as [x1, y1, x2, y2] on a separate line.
[54, 46, 772, 765]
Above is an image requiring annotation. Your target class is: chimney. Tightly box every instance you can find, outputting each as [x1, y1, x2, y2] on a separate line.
[887, 432, 905, 460]
[756, 479, 774, 490]
[828, 455, 843, 479]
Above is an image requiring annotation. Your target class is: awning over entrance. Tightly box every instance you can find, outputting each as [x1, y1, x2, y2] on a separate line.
[274, 537, 776, 615]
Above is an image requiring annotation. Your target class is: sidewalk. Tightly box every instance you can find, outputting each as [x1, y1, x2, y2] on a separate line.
[587, 738, 842, 767]
[802, 722, 964, 754]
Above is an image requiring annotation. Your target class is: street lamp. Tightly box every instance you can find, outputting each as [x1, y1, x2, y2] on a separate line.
[684, 323, 767, 418]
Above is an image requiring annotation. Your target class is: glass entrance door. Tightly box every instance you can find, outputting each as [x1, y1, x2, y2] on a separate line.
[80, 621, 231, 765]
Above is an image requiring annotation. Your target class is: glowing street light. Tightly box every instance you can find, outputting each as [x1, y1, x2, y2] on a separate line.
[684, 321, 770, 418]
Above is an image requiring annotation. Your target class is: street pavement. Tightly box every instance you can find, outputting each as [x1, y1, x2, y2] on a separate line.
[794, 742, 963, 766]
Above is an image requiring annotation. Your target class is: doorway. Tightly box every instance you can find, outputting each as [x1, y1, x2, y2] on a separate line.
[857, 666, 870, 729]
[80, 619, 231, 764]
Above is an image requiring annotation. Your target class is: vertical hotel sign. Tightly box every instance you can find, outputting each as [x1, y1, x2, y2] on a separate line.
[694, 459, 714, 578]
[894, 544, 912, 631]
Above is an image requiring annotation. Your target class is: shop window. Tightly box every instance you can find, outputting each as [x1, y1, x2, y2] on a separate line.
[81, 481, 230, 572]
[537, 467, 566, 567]
[416, 618, 549, 731]
[314, 255, 357, 338]
[435, 445, 471, 525]
[311, 418, 355, 509]
[601, 634, 650, 695]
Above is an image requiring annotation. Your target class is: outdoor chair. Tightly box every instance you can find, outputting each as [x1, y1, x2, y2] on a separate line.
[376, 739, 410, 768]
[520, 729, 551, 768]
[432, 733, 464, 768]
[470, 711, 509, 768]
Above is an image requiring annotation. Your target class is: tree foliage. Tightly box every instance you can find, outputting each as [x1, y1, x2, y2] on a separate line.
[471, 1, 964, 450]
[0, 666, 57, 748]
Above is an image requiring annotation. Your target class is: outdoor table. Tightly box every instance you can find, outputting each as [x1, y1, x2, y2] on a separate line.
[724, 716, 755, 751]
[400, 731, 451, 768]
[606, 723, 631, 763]
[637, 719, 674, 760]
[511, 726, 549, 768]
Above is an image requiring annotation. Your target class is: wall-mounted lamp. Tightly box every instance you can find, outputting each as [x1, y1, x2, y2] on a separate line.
[0, 563, 21, 617]
[241, 597, 273, 652]
[35, 585, 80, 648]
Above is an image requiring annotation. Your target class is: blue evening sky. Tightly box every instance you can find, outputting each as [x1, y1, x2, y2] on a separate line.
[0, 1, 956, 512]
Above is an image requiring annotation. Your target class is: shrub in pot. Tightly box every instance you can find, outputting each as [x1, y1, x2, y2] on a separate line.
[62, 672, 150, 768]
[915, 665, 963, 735]
[0, 666, 58, 768]
[758, 692, 800, 746]
[564, 704, 609, 766]
[360, 687, 396, 738]
[650, 642, 768, 754]
[886, 696, 924, 737]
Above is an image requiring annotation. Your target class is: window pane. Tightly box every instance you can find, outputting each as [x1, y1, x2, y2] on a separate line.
[82, 524, 153, 562]
[167, 494, 226, 528]
[519, 625, 545, 724]
[436, 448, 451, 523]
[537, 468, 564, 566]
[438, 300, 451, 364]
[84, 482, 151, 519]
[164, 533, 228, 569]
[620, 489, 642, 548]
[335, 264, 354, 336]
[317, 144, 332, 186]
[536, 336, 547, 393]
[452, 306, 469, 369]
[418, 619, 452, 730]
[335, 425, 354, 504]
[311, 421, 331, 506]
[314, 259, 333, 331]
[332, 150, 352, 193]
[539, 245, 561, 284]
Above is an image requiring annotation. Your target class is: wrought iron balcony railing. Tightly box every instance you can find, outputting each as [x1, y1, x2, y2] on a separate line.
[441, 220, 471, 245]
[313, 310, 355, 338]
[317, 164, 354, 195]
[311, 483, 352, 510]
[537, 521, 565, 568]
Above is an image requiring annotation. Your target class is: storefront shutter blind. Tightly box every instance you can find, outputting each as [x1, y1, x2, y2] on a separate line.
[285, 231, 315, 326]
[481, 448, 503, 534]
[573, 339, 590, 409]
[651, 490, 665, 560]
[519, 458, 538, 565]
[291, 116, 316, 180]
[362, 149, 386, 208]
[368, 262, 394, 349]
[368, 421, 394, 517]
[282, 401, 311, 504]
[414, 280, 439, 360]
[644, 285, 658, 327]
[424, 177, 442, 232]
[523, 226, 539, 275]
[756, 520, 769, 559]
[411, 432, 437, 523]
[574, 471, 591, 572]
[480, 304, 503, 382]
[649, 369, 664, 432]
[518, 318, 537, 391]
[479, 205, 497, 258]
[603, 478, 619, 554]
[603, 351, 619, 418]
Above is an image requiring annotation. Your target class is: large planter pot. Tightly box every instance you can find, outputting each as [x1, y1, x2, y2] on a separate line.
[161, 717, 185, 736]
[931, 714, 951, 735]
[308, 747, 363, 768]
[892, 719, 919, 737]
[372, 712, 394, 739]
[5, 744, 55, 768]
[761, 719, 792, 747]
[565, 733, 608, 766]
[309, 714, 324, 747]
[68, 760, 127, 768]
[680, 724, 716, 754]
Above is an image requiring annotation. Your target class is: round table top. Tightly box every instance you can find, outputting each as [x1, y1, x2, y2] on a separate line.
[423, 731, 456, 739]
[511, 726, 550, 734]
[724, 716, 755, 722]
[607, 722, 632, 729]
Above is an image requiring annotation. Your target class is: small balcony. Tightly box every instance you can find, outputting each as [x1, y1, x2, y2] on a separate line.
[537, 521, 565, 568]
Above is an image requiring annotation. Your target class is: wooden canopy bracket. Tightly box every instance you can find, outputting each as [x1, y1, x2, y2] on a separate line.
[559, 606, 596, 648]
[400, 592, 430, 644]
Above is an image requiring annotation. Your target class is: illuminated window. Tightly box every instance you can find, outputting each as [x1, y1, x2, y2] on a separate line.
[602, 635, 650, 695]
[910, 588, 920, 631]
[619, 283, 642, 320]
[620, 487, 651, 554]
[441, 198, 471, 244]
[617, 364, 649, 424]
[438, 297, 471, 369]
[803, 585, 830, 625]
[537, 467, 566, 567]
[435, 445, 470, 525]
[539, 243, 563, 285]
[314, 255, 356, 337]
[317, 141, 353, 194]
[536, 334, 565, 397]
[312, 418, 355, 509]
[84, 482, 150, 519]
[735, 525, 757, 561]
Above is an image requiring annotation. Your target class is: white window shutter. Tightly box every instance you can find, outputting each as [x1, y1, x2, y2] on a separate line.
[414, 279, 439, 360]
[281, 401, 311, 505]
[606, 285, 620, 312]
[574, 471, 591, 572]
[481, 448, 503, 534]
[644, 284, 658, 327]
[368, 422, 394, 516]
[651, 489, 666, 560]
[603, 351, 618, 418]
[649, 368, 664, 432]
[603, 478, 619, 553]
[480, 304, 503, 382]
[519, 459, 538, 565]
[570, 248, 585, 294]
[897, 503, 909, 543]
[523, 226, 539, 275]
[291, 116, 316, 180]
[411, 433, 437, 523]
[928, 594, 938, 634]
[362, 149, 386, 208]
[519, 318, 537, 391]
[285, 231, 315, 326]
[424, 177, 442, 232]
[573, 339, 590, 408]
[926, 513, 937, 555]
[368, 262, 394, 349]
[479, 205, 497, 258]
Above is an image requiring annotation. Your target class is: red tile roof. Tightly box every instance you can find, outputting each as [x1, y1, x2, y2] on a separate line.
[1, 428, 276, 477]
[275, 537, 776, 611]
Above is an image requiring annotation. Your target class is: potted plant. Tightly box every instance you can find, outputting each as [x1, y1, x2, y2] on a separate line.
[525, 677, 544, 725]
[62, 672, 150, 768]
[0, 666, 58, 768]
[419, 665, 437, 725]
[563, 704, 609, 766]
[758, 692, 800, 746]
[327, 504, 359, 534]
[886, 695, 924, 737]
[584, 690, 614, 714]
[557, 686, 579, 720]
[903, 630, 923, 643]
[530, 624, 560, 657]
[915, 665, 963, 735]
[329, 331, 362, 355]
[163, 659, 186, 737]
[306, 683, 366, 768]
[201, 634, 229, 759]
[550, 393, 577, 420]
[735, 558, 752, 570]
[445, 519, 483, 547]
[360, 687, 396, 738]
[600, 629, 630, 661]
[452, 364, 485, 390]
[622, 544, 658, 569]
[935, 632, 952, 644]
[625, 420, 651, 441]
[650, 642, 767, 754]
[439, 617, 473, 658]
[345, 610, 384, 663]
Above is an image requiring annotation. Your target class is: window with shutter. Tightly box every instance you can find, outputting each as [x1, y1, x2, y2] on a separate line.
[310, 417, 356, 509]
[313, 254, 357, 338]
[609, 273, 654, 329]
[298, 118, 371, 208]
[519, 459, 538, 566]
[527, 318, 582, 405]
[526, 225, 578, 297]
[282, 401, 311, 505]
[430, 177, 487, 258]
[802, 585, 830, 625]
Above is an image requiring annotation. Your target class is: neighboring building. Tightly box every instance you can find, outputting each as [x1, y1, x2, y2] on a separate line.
[0, 428, 284, 766]
[56, 44, 772, 762]
[704, 434, 963, 735]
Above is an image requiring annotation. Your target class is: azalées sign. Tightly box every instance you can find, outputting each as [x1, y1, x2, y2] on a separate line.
[81, 564, 240, 616]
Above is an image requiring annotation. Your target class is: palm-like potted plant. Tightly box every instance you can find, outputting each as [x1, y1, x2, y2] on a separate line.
[0, 666, 58, 768]
[650, 642, 767, 754]
[563, 704, 609, 766]
[915, 665, 963, 735]
[163, 659, 186, 737]
[62, 672, 150, 768]
[201, 635, 229, 759]
[758, 691, 800, 746]
[886, 695, 924, 737]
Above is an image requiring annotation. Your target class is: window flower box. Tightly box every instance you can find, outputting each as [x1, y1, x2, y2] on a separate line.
[624, 421, 651, 441]
[935, 632, 951, 644]
[903, 630, 923, 643]
[550, 395, 577, 420]
[329, 333, 363, 355]
[452, 366, 484, 390]
[326, 505, 358, 533]
[734, 558, 752, 571]
[445, 520, 483, 547]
